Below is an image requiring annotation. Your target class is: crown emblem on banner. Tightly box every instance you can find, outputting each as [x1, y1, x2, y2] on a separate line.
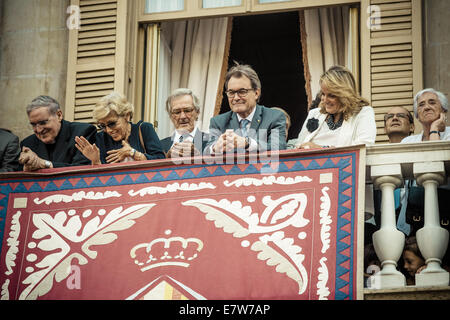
[130, 230, 204, 272]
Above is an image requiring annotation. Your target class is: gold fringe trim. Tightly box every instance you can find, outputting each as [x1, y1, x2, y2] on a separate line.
[299, 10, 312, 110]
[213, 16, 233, 116]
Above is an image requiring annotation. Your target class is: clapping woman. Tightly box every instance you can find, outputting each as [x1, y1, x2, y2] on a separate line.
[75, 91, 165, 164]
[295, 66, 376, 149]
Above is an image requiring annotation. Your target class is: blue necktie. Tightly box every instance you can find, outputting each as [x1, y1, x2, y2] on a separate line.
[241, 119, 250, 137]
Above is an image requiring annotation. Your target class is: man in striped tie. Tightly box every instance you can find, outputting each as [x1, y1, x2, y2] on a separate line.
[160, 88, 210, 159]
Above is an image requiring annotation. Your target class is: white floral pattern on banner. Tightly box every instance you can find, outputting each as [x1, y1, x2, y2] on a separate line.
[129, 182, 216, 197]
[223, 175, 312, 187]
[317, 187, 332, 300]
[4, 211, 21, 276]
[34, 190, 122, 205]
[252, 231, 308, 295]
[319, 187, 332, 254]
[317, 257, 330, 299]
[17, 204, 155, 300]
[183, 193, 309, 236]
[181, 188, 333, 297]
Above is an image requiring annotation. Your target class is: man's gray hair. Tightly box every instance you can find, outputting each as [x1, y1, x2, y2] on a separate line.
[413, 88, 448, 118]
[165, 88, 201, 114]
[225, 62, 262, 102]
[26, 95, 61, 115]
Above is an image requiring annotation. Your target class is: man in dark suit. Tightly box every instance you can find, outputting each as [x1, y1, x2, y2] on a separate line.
[19, 95, 96, 171]
[0, 128, 20, 172]
[160, 88, 209, 158]
[205, 63, 286, 154]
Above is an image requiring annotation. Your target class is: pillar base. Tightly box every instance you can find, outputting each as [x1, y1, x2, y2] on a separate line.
[416, 271, 449, 287]
[367, 271, 406, 289]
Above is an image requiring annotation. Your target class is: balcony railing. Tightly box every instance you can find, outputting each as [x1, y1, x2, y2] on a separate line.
[365, 140, 450, 291]
[0, 141, 449, 299]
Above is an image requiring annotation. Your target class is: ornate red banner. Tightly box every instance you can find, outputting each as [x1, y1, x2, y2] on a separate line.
[0, 147, 365, 300]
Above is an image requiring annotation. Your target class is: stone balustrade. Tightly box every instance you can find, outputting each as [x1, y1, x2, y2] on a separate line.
[365, 140, 450, 289]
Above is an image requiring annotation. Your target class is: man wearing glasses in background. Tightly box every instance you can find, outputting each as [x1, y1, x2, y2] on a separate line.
[19, 95, 96, 171]
[160, 88, 210, 158]
[205, 62, 286, 155]
[384, 106, 415, 143]
[366, 106, 416, 246]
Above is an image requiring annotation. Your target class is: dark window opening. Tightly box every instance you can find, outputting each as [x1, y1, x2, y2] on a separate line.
[219, 11, 308, 140]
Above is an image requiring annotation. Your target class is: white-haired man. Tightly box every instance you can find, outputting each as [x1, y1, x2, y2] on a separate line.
[160, 88, 210, 158]
[19, 95, 96, 171]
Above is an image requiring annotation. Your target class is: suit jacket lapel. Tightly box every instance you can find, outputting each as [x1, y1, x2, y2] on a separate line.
[250, 105, 262, 131]
[193, 129, 204, 152]
[230, 112, 240, 131]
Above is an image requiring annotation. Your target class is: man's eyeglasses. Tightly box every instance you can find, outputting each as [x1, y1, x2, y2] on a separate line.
[225, 88, 254, 98]
[171, 107, 195, 117]
[29, 119, 51, 130]
[384, 113, 412, 123]
[97, 120, 118, 130]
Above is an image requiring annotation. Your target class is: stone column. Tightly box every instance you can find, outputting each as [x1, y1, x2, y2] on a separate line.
[414, 162, 449, 287]
[369, 164, 406, 288]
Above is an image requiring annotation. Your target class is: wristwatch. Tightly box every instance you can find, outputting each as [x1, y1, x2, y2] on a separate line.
[44, 160, 52, 168]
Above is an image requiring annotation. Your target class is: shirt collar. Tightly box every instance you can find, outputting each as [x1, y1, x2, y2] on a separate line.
[174, 126, 198, 142]
[236, 107, 256, 124]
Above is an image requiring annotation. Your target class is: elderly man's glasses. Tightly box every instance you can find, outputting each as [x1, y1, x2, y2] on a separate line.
[225, 88, 254, 98]
[171, 107, 195, 117]
[97, 121, 118, 130]
[29, 119, 51, 129]
[384, 113, 411, 122]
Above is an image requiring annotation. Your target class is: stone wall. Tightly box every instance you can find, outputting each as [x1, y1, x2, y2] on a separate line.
[423, 0, 450, 93]
[423, 0, 450, 127]
[0, 0, 69, 141]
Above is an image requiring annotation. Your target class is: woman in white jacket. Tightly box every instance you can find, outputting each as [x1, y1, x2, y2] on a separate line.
[295, 66, 376, 149]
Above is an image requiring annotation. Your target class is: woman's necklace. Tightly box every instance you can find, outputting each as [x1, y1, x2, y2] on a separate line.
[326, 113, 343, 130]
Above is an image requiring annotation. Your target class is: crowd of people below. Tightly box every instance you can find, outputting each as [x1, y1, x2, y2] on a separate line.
[1, 63, 449, 286]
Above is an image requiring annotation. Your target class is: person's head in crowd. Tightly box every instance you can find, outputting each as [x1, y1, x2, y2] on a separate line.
[271, 107, 290, 140]
[76, 91, 165, 165]
[319, 65, 369, 121]
[224, 62, 261, 118]
[93, 91, 134, 142]
[22, 95, 97, 171]
[26, 95, 63, 144]
[413, 88, 448, 119]
[295, 65, 376, 150]
[309, 91, 322, 110]
[166, 88, 200, 134]
[0, 128, 20, 172]
[363, 243, 381, 287]
[402, 236, 425, 282]
[384, 106, 414, 143]
[413, 88, 448, 140]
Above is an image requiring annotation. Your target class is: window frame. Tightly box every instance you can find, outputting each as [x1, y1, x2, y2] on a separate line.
[138, 0, 359, 22]
[134, 0, 365, 128]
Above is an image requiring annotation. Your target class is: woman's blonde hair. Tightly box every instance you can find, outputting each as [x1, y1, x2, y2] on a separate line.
[319, 66, 369, 120]
[93, 91, 134, 121]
